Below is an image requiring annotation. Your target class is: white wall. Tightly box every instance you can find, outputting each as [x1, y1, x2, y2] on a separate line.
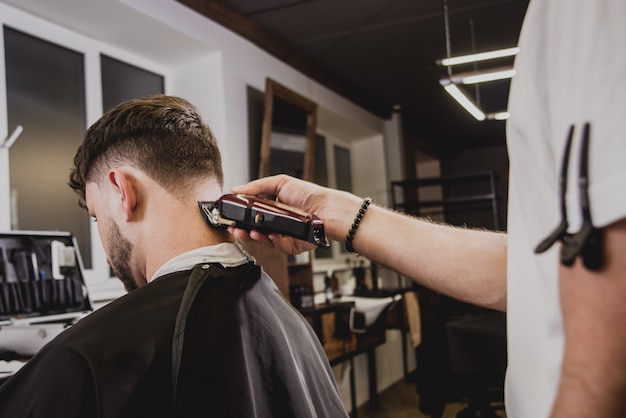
[168, 51, 228, 151]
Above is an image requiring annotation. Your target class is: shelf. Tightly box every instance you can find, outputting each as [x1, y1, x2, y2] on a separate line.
[392, 193, 497, 209]
[391, 171, 503, 230]
[391, 171, 498, 189]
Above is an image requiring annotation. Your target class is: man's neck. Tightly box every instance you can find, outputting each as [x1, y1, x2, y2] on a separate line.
[143, 215, 233, 283]
[138, 186, 233, 284]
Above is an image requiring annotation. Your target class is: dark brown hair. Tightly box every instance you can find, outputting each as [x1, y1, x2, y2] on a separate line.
[69, 95, 223, 207]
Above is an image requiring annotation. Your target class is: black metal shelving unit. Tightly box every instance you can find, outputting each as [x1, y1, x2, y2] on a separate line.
[391, 171, 503, 231]
[390, 171, 507, 417]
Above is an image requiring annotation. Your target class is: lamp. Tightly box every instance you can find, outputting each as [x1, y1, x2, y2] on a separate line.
[439, 65, 516, 121]
[440, 82, 486, 121]
[438, 0, 515, 121]
[490, 112, 511, 121]
[439, 59, 516, 121]
[455, 67, 516, 85]
[0, 125, 23, 149]
[439, 47, 520, 66]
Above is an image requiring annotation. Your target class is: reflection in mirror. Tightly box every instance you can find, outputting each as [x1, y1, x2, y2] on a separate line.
[268, 130, 306, 178]
[268, 96, 307, 178]
[259, 79, 317, 182]
[333, 145, 352, 192]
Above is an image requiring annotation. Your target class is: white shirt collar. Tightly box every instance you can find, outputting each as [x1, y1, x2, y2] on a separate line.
[150, 242, 255, 282]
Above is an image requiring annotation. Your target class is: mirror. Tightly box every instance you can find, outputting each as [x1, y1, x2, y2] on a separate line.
[259, 78, 318, 182]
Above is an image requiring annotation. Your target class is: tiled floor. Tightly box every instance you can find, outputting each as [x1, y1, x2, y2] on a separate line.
[355, 379, 506, 418]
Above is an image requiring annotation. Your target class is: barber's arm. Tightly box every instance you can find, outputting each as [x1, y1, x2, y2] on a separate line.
[551, 217, 626, 417]
[232, 174, 508, 311]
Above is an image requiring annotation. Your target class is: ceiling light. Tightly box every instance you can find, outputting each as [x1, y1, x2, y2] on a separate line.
[444, 66, 516, 85]
[440, 47, 520, 66]
[438, 0, 515, 122]
[461, 68, 516, 84]
[441, 83, 485, 121]
[488, 112, 511, 121]
[1, 125, 23, 149]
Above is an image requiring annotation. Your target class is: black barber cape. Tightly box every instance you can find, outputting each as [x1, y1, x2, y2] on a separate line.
[0, 262, 348, 418]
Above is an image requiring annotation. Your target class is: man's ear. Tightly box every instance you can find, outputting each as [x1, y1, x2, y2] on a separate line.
[107, 169, 137, 222]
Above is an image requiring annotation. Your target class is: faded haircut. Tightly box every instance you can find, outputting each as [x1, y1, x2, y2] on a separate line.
[69, 94, 223, 208]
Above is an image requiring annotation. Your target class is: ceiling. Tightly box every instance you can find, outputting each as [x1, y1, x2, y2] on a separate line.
[182, 0, 530, 157]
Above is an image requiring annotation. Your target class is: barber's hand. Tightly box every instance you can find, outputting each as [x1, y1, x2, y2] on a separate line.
[232, 174, 326, 215]
[227, 226, 316, 255]
[231, 174, 348, 255]
[232, 174, 364, 255]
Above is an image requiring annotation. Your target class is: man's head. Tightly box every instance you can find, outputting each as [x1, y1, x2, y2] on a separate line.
[70, 94, 223, 207]
[69, 95, 224, 290]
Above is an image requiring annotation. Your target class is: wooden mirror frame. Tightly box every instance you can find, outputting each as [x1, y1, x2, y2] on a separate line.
[259, 78, 318, 182]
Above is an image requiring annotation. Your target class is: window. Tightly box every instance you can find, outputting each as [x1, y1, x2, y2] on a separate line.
[3, 27, 165, 276]
[4, 26, 91, 267]
[101, 54, 164, 112]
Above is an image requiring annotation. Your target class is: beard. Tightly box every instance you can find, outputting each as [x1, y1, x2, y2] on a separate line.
[106, 218, 137, 292]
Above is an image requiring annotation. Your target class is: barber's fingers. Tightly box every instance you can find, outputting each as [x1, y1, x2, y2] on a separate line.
[229, 227, 273, 247]
[228, 227, 316, 256]
[231, 174, 294, 197]
[267, 233, 317, 255]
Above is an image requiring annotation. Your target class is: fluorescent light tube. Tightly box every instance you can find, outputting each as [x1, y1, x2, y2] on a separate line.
[488, 112, 511, 121]
[442, 84, 485, 121]
[462, 68, 516, 84]
[440, 47, 520, 66]
[1, 125, 23, 149]
[446, 66, 515, 85]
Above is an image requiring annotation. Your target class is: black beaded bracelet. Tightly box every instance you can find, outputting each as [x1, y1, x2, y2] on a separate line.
[345, 197, 372, 253]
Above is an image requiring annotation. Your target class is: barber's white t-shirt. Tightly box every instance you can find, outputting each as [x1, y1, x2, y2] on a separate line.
[506, 0, 626, 416]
